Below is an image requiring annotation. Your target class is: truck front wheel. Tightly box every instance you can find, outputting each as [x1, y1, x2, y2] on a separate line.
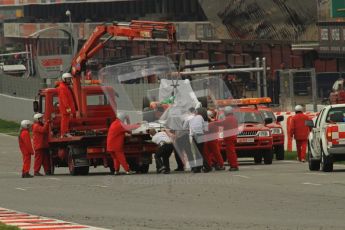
[263, 150, 273, 165]
[275, 145, 285, 160]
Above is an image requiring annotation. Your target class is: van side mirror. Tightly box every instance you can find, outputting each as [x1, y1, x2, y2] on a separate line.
[264, 118, 273, 125]
[276, 115, 284, 122]
[33, 101, 39, 113]
[305, 120, 314, 128]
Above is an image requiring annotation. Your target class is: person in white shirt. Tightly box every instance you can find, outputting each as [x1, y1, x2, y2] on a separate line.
[149, 129, 174, 174]
[185, 107, 211, 173]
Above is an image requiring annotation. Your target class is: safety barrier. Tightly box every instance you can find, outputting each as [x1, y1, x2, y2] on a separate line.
[274, 112, 318, 151]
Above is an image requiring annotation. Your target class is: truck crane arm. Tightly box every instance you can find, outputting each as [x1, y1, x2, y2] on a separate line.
[71, 20, 176, 76]
[68, 20, 176, 117]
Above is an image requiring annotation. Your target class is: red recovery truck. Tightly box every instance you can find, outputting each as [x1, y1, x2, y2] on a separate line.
[257, 105, 285, 160]
[216, 98, 274, 164]
[33, 20, 176, 175]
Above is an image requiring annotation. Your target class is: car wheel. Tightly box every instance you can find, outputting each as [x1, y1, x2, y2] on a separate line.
[263, 150, 273, 165]
[321, 149, 333, 172]
[307, 142, 320, 171]
[254, 153, 262, 164]
[275, 145, 285, 160]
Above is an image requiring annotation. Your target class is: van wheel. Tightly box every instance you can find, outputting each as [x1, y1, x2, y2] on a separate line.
[307, 142, 320, 171]
[321, 150, 333, 172]
[275, 145, 285, 160]
[263, 150, 273, 165]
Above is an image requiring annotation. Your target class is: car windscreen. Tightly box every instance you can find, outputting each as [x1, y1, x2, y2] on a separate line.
[260, 110, 276, 121]
[326, 107, 345, 123]
[234, 111, 264, 124]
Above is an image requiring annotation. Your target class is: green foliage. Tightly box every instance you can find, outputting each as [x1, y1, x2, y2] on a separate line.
[284, 151, 297, 160]
[0, 223, 20, 230]
[0, 119, 20, 136]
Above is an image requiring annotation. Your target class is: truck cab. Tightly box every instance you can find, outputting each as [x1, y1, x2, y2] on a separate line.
[216, 98, 274, 164]
[307, 104, 345, 172]
[34, 84, 156, 175]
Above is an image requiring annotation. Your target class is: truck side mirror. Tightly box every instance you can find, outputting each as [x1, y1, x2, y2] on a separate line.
[33, 101, 39, 113]
[305, 120, 314, 127]
[276, 115, 284, 122]
[264, 118, 273, 125]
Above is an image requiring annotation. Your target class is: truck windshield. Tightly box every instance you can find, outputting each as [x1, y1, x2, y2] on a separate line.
[260, 110, 276, 121]
[235, 111, 264, 124]
[87, 94, 109, 106]
[326, 108, 345, 123]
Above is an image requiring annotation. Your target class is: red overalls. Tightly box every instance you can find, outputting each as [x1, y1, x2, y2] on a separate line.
[32, 122, 50, 174]
[19, 129, 34, 175]
[290, 113, 311, 161]
[57, 82, 76, 136]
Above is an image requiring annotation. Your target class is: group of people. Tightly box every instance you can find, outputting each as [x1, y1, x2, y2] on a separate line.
[145, 105, 240, 175]
[17, 70, 311, 177]
[18, 72, 76, 178]
[18, 113, 50, 178]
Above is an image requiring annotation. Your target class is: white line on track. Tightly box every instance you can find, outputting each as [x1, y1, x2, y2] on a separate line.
[233, 175, 250, 179]
[91, 185, 109, 188]
[15, 188, 27, 191]
[45, 177, 61, 181]
[305, 172, 328, 176]
[302, 182, 322, 186]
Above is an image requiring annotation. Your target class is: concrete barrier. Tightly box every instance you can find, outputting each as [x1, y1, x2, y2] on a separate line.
[0, 93, 34, 122]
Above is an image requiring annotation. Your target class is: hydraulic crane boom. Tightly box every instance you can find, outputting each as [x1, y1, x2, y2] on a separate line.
[69, 20, 176, 117]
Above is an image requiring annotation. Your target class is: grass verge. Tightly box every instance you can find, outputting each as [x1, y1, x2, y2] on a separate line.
[285, 151, 297, 161]
[0, 223, 20, 230]
[0, 119, 20, 136]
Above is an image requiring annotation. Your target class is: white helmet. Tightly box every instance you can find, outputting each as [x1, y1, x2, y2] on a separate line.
[224, 106, 233, 115]
[62, 72, 73, 82]
[20, 120, 32, 129]
[33, 113, 44, 121]
[117, 112, 127, 122]
[294, 105, 303, 112]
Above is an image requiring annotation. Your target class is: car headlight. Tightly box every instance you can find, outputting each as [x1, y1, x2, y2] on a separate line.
[257, 130, 271, 137]
[270, 128, 283, 135]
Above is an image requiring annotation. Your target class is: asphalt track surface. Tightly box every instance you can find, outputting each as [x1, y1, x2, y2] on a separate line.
[1, 133, 345, 230]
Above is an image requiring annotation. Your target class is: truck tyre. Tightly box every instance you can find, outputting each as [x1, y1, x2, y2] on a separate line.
[254, 154, 262, 164]
[68, 146, 90, 175]
[275, 145, 285, 160]
[263, 150, 273, 165]
[321, 150, 333, 172]
[307, 143, 320, 171]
